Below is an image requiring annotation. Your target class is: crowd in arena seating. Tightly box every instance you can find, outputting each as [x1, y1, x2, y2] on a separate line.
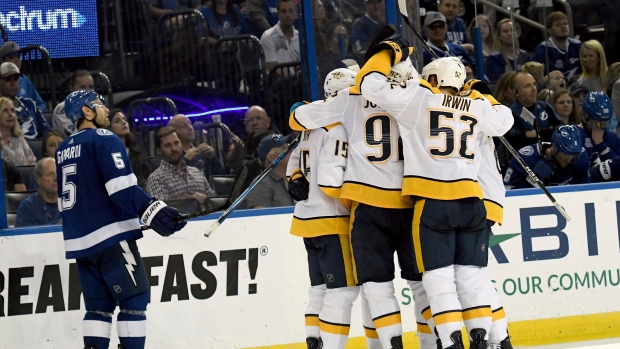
[2, 0, 620, 227]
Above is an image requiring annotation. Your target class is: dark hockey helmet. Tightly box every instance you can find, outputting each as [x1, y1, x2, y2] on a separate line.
[65, 90, 103, 125]
[582, 91, 613, 122]
[552, 125, 583, 156]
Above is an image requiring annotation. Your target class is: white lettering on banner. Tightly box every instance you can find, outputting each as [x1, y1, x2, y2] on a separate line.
[2, 183, 620, 348]
[0, 6, 86, 32]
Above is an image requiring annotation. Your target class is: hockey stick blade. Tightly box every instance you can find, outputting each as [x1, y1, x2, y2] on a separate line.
[205, 222, 220, 237]
[341, 59, 360, 72]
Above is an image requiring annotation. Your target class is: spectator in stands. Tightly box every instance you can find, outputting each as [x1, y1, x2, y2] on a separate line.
[242, 105, 272, 137]
[148, 0, 201, 20]
[107, 109, 149, 187]
[27, 130, 66, 190]
[422, 12, 474, 67]
[322, 0, 355, 26]
[533, 11, 582, 81]
[485, 19, 531, 83]
[577, 40, 608, 93]
[0, 41, 47, 111]
[226, 106, 272, 171]
[312, 0, 329, 56]
[350, 0, 386, 54]
[494, 71, 517, 107]
[168, 114, 225, 178]
[537, 88, 553, 103]
[147, 126, 216, 205]
[0, 97, 36, 167]
[504, 125, 590, 189]
[2, 160, 27, 192]
[318, 23, 351, 96]
[466, 15, 493, 58]
[437, 0, 470, 46]
[15, 158, 61, 227]
[246, 0, 280, 36]
[522, 61, 546, 91]
[260, 0, 300, 74]
[546, 70, 566, 93]
[552, 89, 579, 125]
[504, 72, 562, 150]
[603, 62, 620, 133]
[201, 0, 255, 46]
[0, 63, 50, 139]
[569, 81, 589, 119]
[53, 70, 94, 137]
[245, 133, 294, 208]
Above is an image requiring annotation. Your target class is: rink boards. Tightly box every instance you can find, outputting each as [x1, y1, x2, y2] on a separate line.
[2, 182, 620, 348]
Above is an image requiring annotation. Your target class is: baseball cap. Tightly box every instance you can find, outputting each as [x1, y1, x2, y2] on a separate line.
[0, 41, 20, 58]
[568, 81, 589, 97]
[424, 12, 447, 27]
[0, 62, 21, 78]
[257, 134, 292, 163]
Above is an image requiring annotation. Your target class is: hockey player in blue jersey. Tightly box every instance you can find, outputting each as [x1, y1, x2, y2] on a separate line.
[56, 90, 187, 349]
[503, 125, 591, 189]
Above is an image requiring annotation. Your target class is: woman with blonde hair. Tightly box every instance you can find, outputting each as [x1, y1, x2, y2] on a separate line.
[485, 19, 531, 82]
[0, 97, 36, 167]
[467, 15, 494, 58]
[577, 39, 608, 92]
[552, 89, 579, 125]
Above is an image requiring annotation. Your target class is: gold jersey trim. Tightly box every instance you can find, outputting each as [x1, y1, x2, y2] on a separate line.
[290, 215, 350, 237]
[483, 199, 504, 226]
[340, 181, 413, 209]
[402, 176, 483, 200]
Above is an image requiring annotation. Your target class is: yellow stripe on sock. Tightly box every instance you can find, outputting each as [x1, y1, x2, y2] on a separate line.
[492, 307, 506, 322]
[422, 307, 432, 321]
[434, 310, 462, 326]
[305, 315, 319, 327]
[417, 322, 432, 334]
[374, 312, 402, 329]
[463, 306, 491, 321]
[319, 320, 350, 336]
[363, 326, 379, 339]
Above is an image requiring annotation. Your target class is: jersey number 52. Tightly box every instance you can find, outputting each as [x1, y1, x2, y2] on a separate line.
[428, 110, 478, 160]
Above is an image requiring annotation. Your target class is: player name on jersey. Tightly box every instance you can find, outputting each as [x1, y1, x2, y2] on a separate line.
[442, 94, 472, 112]
[56, 144, 82, 164]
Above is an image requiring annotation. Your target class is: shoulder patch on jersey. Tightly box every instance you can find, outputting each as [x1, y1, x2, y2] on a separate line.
[539, 111, 548, 121]
[519, 146, 534, 156]
[96, 129, 114, 136]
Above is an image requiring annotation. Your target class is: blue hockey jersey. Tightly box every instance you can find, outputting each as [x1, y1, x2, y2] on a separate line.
[533, 38, 582, 80]
[56, 128, 153, 259]
[578, 126, 620, 166]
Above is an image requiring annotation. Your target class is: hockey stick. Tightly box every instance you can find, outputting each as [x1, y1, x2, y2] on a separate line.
[141, 167, 249, 231]
[204, 135, 301, 237]
[397, 0, 571, 221]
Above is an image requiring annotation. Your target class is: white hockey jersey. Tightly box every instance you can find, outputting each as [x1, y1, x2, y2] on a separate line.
[286, 125, 351, 238]
[357, 52, 514, 201]
[290, 89, 412, 209]
[477, 134, 505, 225]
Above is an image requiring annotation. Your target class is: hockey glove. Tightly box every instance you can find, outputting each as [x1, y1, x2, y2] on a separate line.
[365, 34, 413, 66]
[462, 79, 492, 94]
[596, 158, 620, 181]
[141, 200, 187, 237]
[288, 169, 309, 201]
[531, 159, 554, 183]
[290, 101, 309, 114]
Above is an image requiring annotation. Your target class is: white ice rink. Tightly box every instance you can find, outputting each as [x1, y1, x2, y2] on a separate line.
[525, 339, 620, 349]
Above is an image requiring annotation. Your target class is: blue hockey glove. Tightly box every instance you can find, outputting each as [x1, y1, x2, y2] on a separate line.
[141, 200, 187, 236]
[532, 159, 554, 183]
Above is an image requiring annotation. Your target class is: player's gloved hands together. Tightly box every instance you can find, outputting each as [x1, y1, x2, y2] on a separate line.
[462, 79, 492, 95]
[141, 200, 187, 236]
[288, 169, 309, 201]
[366, 34, 414, 66]
[532, 159, 554, 183]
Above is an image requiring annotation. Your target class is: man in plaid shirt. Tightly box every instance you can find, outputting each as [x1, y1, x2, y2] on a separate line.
[146, 126, 216, 204]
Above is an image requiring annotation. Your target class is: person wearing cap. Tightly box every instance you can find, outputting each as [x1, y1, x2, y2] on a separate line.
[146, 126, 216, 205]
[350, 0, 386, 54]
[245, 133, 294, 209]
[533, 11, 582, 81]
[0, 62, 50, 140]
[568, 80, 589, 116]
[422, 11, 474, 67]
[504, 71, 563, 151]
[0, 41, 47, 112]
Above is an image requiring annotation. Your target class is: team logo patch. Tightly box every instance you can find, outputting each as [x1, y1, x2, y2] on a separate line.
[97, 129, 114, 136]
[539, 111, 548, 121]
[114, 285, 122, 293]
[327, 274, 334, 282]
[481, 244, 486, 252]
[519, 146, 534, 156]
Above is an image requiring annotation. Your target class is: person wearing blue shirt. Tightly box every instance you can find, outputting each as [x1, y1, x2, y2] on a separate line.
[437, 0, 470, 45]
[504, 72, 562, 151]
[201, 0, 256, 45]
[0, 41, 47, 111]
[56, 90, 186, 349]
[422, 12, 475, 67]
[350, 0, 386, 54]
[504, 125, 591, 189]
[533, 11, 582, 81]
[0, 62, 50, 139]
[485, 19, 532, 82]
[16, 158, 61, 227]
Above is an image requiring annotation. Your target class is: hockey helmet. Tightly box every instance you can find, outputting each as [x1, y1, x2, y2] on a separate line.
[324, 68, 357, 98]
[388, 56, 418, 83]
[65, 90, 103, 125]
[582, 91, 614, 122]
[551, 125, 583, 156]
[421, 57, 466, 90]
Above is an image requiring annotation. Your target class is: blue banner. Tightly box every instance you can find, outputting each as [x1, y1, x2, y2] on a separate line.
[0, 0, 99, 58]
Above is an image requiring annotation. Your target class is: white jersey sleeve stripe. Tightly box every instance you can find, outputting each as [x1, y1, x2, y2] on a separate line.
[64, 218, 141, 253]
[105, 174, 138, 196]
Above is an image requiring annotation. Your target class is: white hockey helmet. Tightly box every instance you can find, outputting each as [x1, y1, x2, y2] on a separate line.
[388, 57, 419, 83]
[324, 68, 357, 98]
[421, 57, 466, 90]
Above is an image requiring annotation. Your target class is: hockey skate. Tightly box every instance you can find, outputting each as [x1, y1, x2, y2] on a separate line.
[469, 328, 488, 349]
[306, 337, 323, 349]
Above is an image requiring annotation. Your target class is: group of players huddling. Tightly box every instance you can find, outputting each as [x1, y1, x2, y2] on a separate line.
[287, 34, 518, 349]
